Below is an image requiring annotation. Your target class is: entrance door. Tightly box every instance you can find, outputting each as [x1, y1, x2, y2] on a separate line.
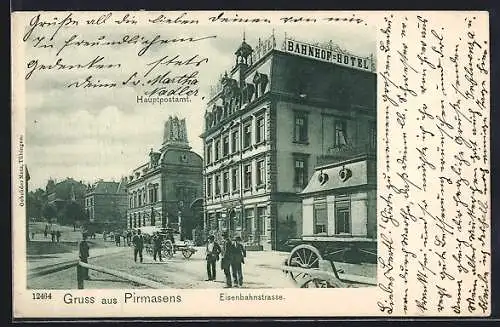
[228, 209, 236, 235]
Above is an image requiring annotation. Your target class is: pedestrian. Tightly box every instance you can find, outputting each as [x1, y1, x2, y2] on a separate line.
[127, 230, 132, 246]
[79, 233, 90, 280]
[44, 225, 48, 238]
[51, 230, 56, 243]
[31, 231, 35, 240]
[230, 236, 246, 287]
[152, 232, 163, 262]
[220, 232, 234, 288]
[205, 234, 221, 281]
[115, 233, 121, 247]
[132, 229, 144, 263]
[56, 230, 61, 242]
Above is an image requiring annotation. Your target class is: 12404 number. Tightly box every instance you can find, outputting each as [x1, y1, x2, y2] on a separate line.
[32, 292, 52, 300]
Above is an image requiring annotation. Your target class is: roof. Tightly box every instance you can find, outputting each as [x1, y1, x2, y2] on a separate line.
[93, 181, 120, 194]
[301, 156, 375, 195]
[116, 178, 127, 194]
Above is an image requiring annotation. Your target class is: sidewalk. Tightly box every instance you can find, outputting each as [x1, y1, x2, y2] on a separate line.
[27, 245, 131, 271]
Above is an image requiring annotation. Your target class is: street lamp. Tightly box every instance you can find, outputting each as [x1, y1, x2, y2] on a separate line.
[178, 200, 184, 240]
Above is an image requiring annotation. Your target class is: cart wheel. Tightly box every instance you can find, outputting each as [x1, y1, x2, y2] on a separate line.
[300, 278, 332, 288]
[287, 244, 322, 283]
[163, 240, 174, 258]
[182, 249, 193, 259]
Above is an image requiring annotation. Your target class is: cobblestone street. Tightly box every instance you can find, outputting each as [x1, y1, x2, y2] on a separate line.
[28, 243, 376, 289]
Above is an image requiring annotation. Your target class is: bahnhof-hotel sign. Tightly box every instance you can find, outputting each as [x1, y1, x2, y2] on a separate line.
[284, 39, 373, 72]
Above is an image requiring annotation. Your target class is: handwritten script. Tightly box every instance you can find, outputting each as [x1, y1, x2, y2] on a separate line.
[20, 11, 366, 102]
[378, 13, 490, 316]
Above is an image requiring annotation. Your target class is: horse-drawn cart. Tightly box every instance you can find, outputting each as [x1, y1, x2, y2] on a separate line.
[144, 228, 197, 259]
[282, 236, 377, 288]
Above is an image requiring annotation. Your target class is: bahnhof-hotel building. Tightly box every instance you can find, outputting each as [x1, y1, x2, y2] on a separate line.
[201, 34, 376, 251]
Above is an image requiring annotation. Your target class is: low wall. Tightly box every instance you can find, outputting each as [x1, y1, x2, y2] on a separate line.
[27, 241, 78, 255]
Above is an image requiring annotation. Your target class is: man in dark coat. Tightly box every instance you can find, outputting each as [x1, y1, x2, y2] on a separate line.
[79, 233, 90, 280]
[205, 235, 221, 281]
[220, 232, 234, 288]
[132, 229, 144, 263]
[152, 232, 163, 262]
[230, 236, 246, 287]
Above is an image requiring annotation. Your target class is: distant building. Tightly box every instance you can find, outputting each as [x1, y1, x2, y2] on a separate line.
[300, 154, 377, 262]
[45, 178, 87, 212]
[126, 116, 203, 240]
[201, 34, 376, 250]
[84, 178, 128, 231]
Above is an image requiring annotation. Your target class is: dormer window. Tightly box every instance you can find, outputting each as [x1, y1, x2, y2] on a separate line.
[253, 72, 269, 99]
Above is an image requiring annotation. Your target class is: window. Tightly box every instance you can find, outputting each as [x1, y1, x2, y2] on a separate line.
[256, 160, 265, 186]
[369, 121, 376, 150]
[256, 115, 265, 143]
[138, 212, 142, 227]
[244, 164, 252, 189]
[215, 174, 221, 195]
[243, 122, 252, 148]
[314, 203, 328, 234]
[334, 119, 348, 147]
[222, 171, 229, 194]
[294, 158, 307, 187]
[223, 135, 229, 157]
[206, 144, 212, 164]
[294, 112, 308, 142]
[153, 186, 158, 202]
[214, 140, 220, 161]
[231, 130, 239, 153]
[129, 196, 133, 208]
[245, 208, 254, 234]
[335, 200, 351, 234]
[232, 168, 239, 191]
[138, 192, 142, 206]
[206, 176, 212, 197]
[257, 207, 266, 235]
[208, 213, 216, 230]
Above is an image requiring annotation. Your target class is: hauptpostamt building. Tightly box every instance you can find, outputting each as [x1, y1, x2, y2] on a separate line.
[126, 116, 203, 240]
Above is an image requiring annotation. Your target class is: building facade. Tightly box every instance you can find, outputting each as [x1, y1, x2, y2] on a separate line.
[126, 116, 203, 240]
[46, 178, 87, 209]
[201, 35, 376, 251]
[84, 179, 128, 231]
[300, 154, 377, 262]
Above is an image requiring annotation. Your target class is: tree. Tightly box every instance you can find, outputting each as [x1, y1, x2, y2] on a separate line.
[61, 201, 87, 226]
[42, 203, 57, 222]
[27, 191, 43, 220]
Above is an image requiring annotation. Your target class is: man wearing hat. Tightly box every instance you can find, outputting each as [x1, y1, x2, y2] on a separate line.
[205, 234, 221, 281]
[132, 229, 144, 263]
[78, 233, 90, 280]
[230, 236, 246, 287]
[220, 232, 234, 288]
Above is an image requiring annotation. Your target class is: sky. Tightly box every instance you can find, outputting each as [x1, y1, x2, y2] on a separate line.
[21, 12, 376, 190]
